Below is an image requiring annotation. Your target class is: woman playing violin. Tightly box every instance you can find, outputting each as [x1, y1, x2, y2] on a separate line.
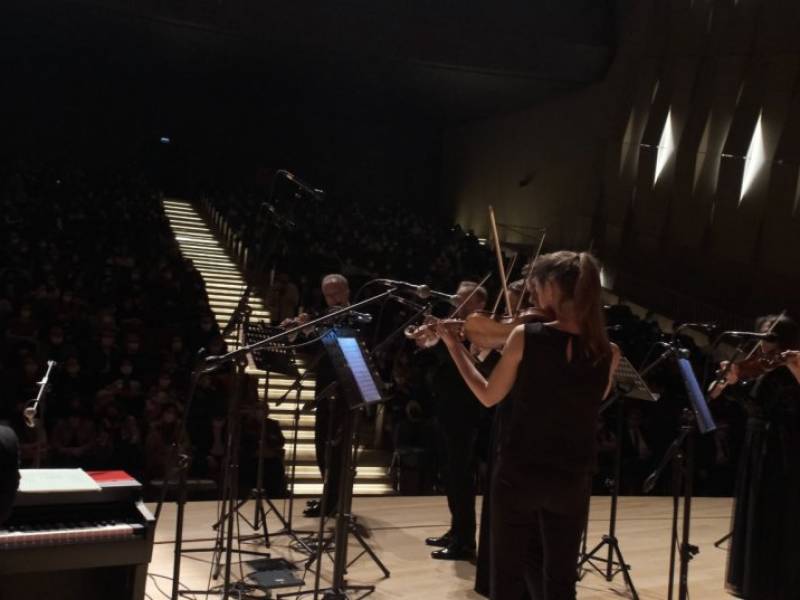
[437, 251, 619, 600]
[711, 314, 800, 600]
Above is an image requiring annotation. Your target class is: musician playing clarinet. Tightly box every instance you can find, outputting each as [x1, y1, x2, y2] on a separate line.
[710, 314, 800, 600]
[437, 251, 618, 600]
[285, 274, 352, 518]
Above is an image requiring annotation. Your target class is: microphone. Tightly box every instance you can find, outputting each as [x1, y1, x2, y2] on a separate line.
[389, 294, 428, 311]
[723, 331, 778, 341]
[377, 279, 458, 305]
[677, 322, 718, 334]
[278, 170, 325, 201]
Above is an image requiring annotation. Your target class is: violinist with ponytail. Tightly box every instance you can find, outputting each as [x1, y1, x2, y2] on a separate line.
[437, 251, 619, 600]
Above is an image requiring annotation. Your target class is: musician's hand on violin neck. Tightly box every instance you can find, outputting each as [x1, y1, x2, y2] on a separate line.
[718, 361, 740, 386]
[782, 351, 800, 382]
[781, 350, 800, 365]
[434, 320, 460, 349]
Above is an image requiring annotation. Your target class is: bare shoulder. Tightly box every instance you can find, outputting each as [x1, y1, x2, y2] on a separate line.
[504, 324, 526, 358]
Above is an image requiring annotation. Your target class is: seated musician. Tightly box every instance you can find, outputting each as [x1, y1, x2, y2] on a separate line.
[710, 314, 800, 600]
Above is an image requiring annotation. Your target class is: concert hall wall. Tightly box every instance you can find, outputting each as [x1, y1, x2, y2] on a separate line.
[443, 0, 800, 321]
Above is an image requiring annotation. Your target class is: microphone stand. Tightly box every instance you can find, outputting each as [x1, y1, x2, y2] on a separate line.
[641, 340, 715, 600]
[24, 360, 57, 468]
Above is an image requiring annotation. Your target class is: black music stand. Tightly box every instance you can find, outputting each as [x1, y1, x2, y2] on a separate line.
[278, 329, 390, 600]
[578, 355, 658, 600]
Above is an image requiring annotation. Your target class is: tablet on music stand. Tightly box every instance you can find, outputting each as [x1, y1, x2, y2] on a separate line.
[320, 329, 385, 409]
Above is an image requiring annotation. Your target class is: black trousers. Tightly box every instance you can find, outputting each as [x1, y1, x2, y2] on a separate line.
[490, 460, 588, 600]
[442, 425, 478, 546]
[315, 398, 345, 511]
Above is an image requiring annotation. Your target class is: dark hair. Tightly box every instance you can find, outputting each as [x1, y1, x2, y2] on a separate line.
[755, 314, 799, 351]
[531, 251, 610, 361]
[458, 280, 488, 305]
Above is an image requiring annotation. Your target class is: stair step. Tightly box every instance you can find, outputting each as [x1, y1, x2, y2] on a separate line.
[290, 483, 396, 496]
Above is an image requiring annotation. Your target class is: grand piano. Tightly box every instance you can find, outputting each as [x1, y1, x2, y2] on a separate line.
[0, 470, 156, 600]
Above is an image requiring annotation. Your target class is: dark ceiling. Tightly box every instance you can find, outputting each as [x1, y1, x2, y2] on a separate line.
[3, 0, 617, 123]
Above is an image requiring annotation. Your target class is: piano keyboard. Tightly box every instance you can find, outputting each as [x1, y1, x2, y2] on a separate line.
[0, 520, 143, 549]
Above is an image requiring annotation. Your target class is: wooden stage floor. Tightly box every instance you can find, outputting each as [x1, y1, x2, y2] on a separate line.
[147, 496, 734, 599]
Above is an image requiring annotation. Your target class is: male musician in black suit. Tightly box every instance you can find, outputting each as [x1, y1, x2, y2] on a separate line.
[0, 424, 20, 524]
[290, 274, 353, 518]
[423, 280, 487, 560]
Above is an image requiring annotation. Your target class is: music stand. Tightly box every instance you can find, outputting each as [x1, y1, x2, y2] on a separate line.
[245, 320, 300, 377]
[579, 355, 658, 600]
[279, 328, 390, 600]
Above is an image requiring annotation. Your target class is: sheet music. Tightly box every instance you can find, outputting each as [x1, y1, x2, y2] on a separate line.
[19, 468, 102, 493]
[615, 355, 659, 402]
[335, 337, 382, 404]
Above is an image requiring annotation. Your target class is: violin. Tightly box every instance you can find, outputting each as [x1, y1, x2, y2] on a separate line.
[404, 317, 465, 348]
[730, 350, 794, 382]
[404, 307, 555, 350]
[462, 307, 554, 351]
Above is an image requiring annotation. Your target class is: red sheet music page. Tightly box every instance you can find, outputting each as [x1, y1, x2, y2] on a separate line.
[87, 470, 136, 483]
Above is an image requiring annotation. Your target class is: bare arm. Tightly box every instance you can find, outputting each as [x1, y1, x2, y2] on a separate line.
[708, 361, 740, 400]
[439, 324, 524, 408]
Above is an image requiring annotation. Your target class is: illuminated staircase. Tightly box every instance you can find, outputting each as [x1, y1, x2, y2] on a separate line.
[162, 198, 394, 496]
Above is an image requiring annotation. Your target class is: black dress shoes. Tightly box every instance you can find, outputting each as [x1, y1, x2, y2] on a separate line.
[303, 502, 336, 518]
[430, 542, 476, 561]
[424, 532, 453, 547]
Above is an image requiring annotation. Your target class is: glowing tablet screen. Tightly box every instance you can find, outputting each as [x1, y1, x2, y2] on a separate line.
[336, 337, 382, 404]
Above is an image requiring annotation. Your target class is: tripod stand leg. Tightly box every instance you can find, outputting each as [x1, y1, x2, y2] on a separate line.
[610, 539, 639, 600]
[348, 525, 390, 578]
[578, 494, 590, 575]
[714, 531, 732, 548]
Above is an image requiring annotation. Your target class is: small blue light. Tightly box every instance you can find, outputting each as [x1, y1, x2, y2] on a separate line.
[160, 137, 171, 144]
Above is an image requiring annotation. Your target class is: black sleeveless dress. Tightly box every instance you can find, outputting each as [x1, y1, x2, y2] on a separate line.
[489, 323, 610, 600]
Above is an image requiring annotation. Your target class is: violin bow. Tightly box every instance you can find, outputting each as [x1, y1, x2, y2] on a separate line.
[744, 309, 786, 360]
[447, 272, 492, 320]
[491, 253, 518, 318]
[488, 206, 513, 318]
[515, 228, 547, 315]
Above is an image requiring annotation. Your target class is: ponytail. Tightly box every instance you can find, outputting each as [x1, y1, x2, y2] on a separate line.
[531, 250, 611, 362]
[574, 253, 611, 362]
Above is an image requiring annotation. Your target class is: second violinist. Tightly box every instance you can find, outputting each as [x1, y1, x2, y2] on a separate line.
[420, 280, 488, 561]
[710, 314, 800, 600]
